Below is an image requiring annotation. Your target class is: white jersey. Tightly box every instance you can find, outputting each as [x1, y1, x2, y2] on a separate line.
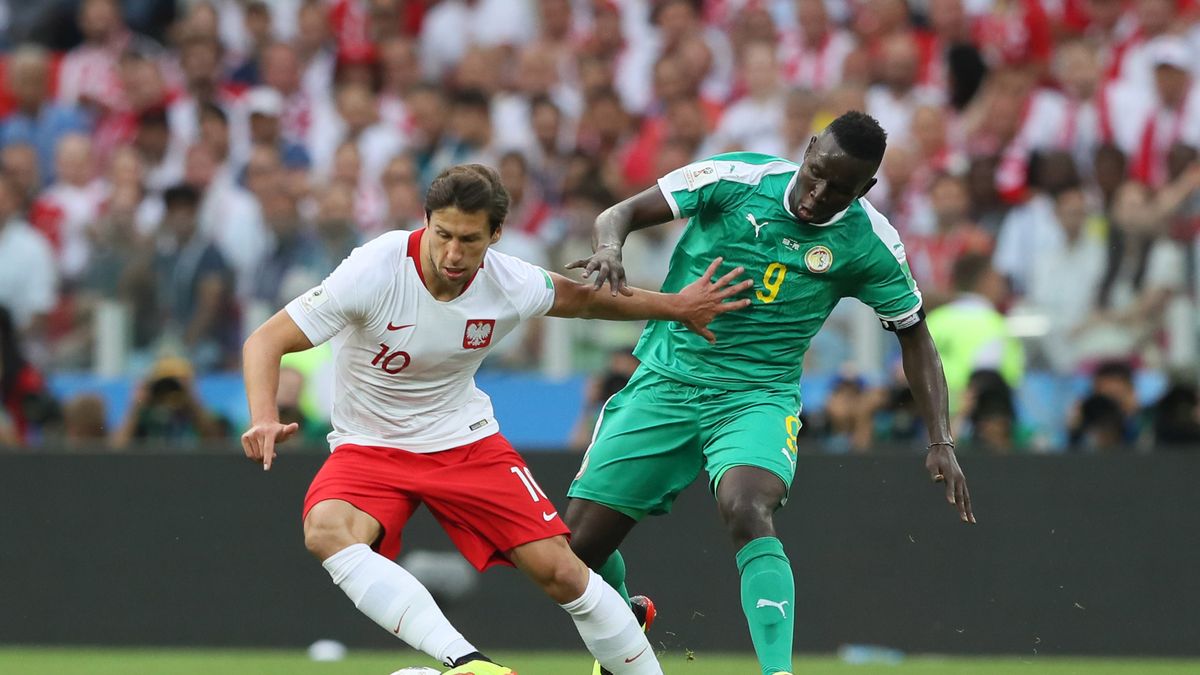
[285, 228, 556, 453]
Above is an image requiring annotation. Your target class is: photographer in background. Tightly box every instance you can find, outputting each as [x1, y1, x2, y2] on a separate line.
[111, 356, 221, 449]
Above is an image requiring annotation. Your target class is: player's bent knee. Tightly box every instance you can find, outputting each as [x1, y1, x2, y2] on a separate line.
[537, 555, 590, 604]
[303, 501, 372, 560]
[513, 537, 590, 604]
[718, 496, 776, 544]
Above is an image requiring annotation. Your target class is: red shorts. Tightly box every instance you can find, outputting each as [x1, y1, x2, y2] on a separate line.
[302, 433, 570, 571]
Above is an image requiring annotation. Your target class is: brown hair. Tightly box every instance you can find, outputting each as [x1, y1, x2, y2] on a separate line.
[424, 164, 510, 233]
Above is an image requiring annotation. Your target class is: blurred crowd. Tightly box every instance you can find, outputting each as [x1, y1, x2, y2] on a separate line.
[2, 0, 1200, 452]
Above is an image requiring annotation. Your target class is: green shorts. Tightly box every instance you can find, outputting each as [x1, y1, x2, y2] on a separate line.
[567, 366, 802, 519]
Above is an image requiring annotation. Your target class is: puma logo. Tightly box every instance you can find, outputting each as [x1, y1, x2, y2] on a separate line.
[756, 598, 790, 618]
[781, 448, 796, 473]
[746, 213, 768, 238]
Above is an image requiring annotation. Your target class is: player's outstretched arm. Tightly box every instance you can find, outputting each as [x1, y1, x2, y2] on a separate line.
[548, 257, 753, 344]
[241, 309, 314, 471]
[896, 320, 976, 524]
[566, 186, 676, 296]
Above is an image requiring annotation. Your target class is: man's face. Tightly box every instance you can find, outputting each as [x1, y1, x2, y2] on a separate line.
[1155, 65, 1190, 108]
[931, 178, 969, 225]
[794, 133, 878, 223]
[11, 59, 48, 108]
[425, 207, 499, 290]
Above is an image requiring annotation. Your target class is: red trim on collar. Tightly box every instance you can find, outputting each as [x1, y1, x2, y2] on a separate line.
[407, 227, 426, 286]
[407, 226, 486, 296]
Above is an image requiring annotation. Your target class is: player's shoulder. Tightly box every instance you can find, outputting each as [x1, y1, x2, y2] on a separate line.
[849, 198, 907, 261]
[480, 246, 553, 289]
[706, 152, 798, 175]
[339, 229, 408, 279]
[696, 152, 799, 195]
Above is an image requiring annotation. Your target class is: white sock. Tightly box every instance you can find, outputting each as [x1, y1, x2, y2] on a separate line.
[560, 570, 662, 675]
[322, 544, 476, 666]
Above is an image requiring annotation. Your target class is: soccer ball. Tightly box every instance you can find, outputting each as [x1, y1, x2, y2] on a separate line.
[390, 668, 441, 675]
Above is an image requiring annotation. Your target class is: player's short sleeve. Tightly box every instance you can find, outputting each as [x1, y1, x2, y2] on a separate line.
[851, 202, 925, 331]
[656, 153, 787, 219]
[487, 249, 557, 320]
[285, 240, 389, 346]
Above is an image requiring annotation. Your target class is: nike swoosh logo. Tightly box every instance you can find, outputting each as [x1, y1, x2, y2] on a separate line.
[387, 322, 415, 331]
[626, 646, 649, 663]
[542, 511, 558, 521]
[393, 607, 410, 634]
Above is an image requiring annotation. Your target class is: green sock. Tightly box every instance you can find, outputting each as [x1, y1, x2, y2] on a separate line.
[596, 550, 633, 607]
[736, 537, 795, 675]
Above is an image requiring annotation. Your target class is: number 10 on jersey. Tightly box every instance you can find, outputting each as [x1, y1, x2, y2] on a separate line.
[756, 263, 788, 303]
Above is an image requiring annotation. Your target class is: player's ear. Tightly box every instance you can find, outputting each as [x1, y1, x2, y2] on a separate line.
[490, 225, 502, 245]
[805, 136, 817, 157]
[859, 177, 878, 197]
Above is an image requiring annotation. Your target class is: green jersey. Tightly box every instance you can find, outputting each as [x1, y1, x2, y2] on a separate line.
[636, 151, 923, 390]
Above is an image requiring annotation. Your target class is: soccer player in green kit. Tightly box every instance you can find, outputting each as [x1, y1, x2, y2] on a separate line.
[564, 112, 977, 675]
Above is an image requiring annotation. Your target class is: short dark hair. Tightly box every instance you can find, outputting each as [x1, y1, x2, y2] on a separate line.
[1094, 360, 1134, 384]
[951, 252, 992, 292]
[199, 102, 228, 126]
[164, 184, 201, 211]
[827, 111, 887, 164]
[138, 106, 169, 129]
[424, 164, 510, 234]
[450, 88, 490, 113]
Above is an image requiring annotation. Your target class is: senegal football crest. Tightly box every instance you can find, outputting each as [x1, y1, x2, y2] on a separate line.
[805, 245, 833, 273]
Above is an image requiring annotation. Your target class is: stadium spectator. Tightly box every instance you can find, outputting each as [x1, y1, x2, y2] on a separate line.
[1126, 37, 1200, 189]
[251, 174, 324, 311]
[865, 32, 943, 145]
[149, 185, 239, 372]
[0, 174, 57, 336]
[701, 42, 784, 156]
[111, 355, 221, 448]
[1152, 382, 1200, 447]
[781, 0, 857, 93]
[906, 173, 994, 307]
[0, 142, 43, 207]
[993, 150, 1081, 296]
[959, 370, 1030, 454]
[927, 253, 1025, 415]
[56, 0, 160, 114]
[814, 374, 881, 454]
[0, 306, 57, 446]
[1069, 393, 1129, 452]
[61, 392, 108, 448]
[0, 45, 91, 187]
[380, 154, 425, 231]
[1020, 186, 1106, 372]
[569, 348, 640, 451]
[31, 133, 107, 282]
[418, 0, 535, 82]
[310, 181, 362, 275]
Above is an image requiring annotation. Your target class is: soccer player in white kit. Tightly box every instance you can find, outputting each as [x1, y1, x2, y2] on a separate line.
[241, 164, 752, 675]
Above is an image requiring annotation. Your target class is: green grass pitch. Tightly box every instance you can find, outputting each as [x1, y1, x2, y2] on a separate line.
[1, 648, 1197, 674]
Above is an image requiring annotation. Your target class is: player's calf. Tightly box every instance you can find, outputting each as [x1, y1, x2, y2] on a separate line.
[510, 537, 662, 674]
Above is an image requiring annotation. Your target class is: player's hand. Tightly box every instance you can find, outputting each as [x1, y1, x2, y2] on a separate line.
[674, 257, 753, 344]
[925, 443, 975, 524]
[566, 244, 632, 297]
[241, 420, 300, 471]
